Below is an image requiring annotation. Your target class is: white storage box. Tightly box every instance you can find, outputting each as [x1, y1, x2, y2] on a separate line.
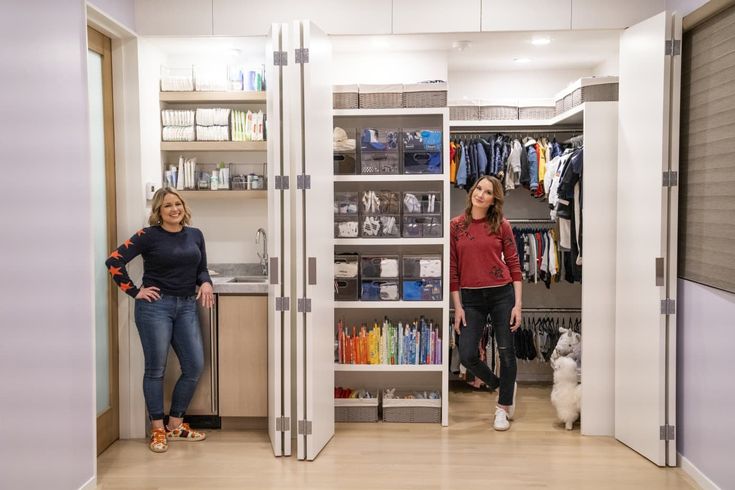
[555, 76, 619, 115]
[359, 84, 403, 109]
[333, 84, 359, 109]
[403, 82, 447, 108]
[518, 99, 556, 120]
[382, 394, 441, 423]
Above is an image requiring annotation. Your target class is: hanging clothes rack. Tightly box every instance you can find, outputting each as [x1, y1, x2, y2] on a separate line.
[508, 218, 556, 224]
[522, 307, 582, 313]
[450, 128, 583, 135]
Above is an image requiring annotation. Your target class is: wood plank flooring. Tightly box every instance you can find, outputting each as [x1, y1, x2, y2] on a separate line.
[97, 384, 697, 489]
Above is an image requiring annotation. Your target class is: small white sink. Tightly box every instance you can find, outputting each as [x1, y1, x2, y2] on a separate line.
[226, 276, 268, 283]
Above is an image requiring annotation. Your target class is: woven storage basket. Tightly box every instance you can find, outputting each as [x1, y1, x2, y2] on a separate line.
[555, 98, 565, 116]
[449, 105, 479, 120]
[518, 100, 556, 120]
[333, 84, 359, 109]
[335, 394, 379, 422]
[479, 105, 519, 121]
[403, 82, 447, 108]
[359, 84, 403, 109]
[580, 82, 619, 103]
[382, 397, 441, 423]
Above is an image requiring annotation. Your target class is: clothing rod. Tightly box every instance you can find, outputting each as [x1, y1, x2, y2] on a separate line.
[450, 128, 583, 135]
[522, 307, 582, 313]
[508, 219, 556, 224]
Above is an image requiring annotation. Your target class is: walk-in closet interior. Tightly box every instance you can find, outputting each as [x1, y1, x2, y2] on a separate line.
[120, 1, 682, 468]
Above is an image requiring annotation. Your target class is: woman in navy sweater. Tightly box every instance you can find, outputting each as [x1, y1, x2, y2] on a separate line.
[450, 176, 523, 431]
[105, 188, 214, 452]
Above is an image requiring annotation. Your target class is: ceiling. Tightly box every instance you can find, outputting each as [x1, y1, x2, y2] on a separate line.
[331, 30, 622, 72]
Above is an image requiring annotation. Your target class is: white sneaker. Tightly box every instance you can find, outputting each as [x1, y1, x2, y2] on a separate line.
[493, 407, 510, 431]
[508, 382, 518, 420]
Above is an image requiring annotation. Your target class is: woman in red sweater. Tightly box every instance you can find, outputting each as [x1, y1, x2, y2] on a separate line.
[450, 176, 523, 431]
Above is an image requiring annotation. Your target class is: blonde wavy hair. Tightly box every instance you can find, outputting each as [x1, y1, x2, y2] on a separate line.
[463, 176, 505, 235]
[148, 188, 192, 227]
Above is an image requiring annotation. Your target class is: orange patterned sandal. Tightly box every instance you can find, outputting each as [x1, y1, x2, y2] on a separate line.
[149, 427, 168, 453]
[166, 422, 206, 442]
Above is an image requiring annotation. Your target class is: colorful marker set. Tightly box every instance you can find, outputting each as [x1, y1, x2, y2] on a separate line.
[336, 317, 442, 366]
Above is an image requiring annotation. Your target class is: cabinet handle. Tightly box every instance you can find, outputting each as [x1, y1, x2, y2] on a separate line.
[308, 257, 317, 285]
[270, 257, 279, 285]
[655, 257, 664, 286]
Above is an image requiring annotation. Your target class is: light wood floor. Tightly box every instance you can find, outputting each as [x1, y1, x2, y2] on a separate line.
[97, 384, 697, 489]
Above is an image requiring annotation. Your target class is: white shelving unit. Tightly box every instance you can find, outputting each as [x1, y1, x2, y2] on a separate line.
[160, 90, 267, 196]
[333, 107, 450, 426]
[449, 104, 584, 128]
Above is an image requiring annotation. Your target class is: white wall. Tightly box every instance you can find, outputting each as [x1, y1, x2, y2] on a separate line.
[593, 56, 620, 77]
[0, 0, 95, 488]
[332, 50, 448, 85]
[667, 0, 711, 16]
[448, 68, 595, 101]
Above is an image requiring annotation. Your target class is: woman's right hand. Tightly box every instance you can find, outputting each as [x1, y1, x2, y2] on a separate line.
[135, 286, 161, 302]
[453, 306, 466, 335]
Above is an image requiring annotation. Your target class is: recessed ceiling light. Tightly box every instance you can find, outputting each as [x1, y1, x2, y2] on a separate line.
[514, 57, 532, 63]
[531, 37, 551, 46]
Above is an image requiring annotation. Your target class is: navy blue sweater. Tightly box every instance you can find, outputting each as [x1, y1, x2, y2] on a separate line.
[105, 226, 212, 298]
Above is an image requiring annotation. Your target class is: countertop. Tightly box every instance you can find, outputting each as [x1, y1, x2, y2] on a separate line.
[209, 262, 268, 295]
[211, 276, 268, 294]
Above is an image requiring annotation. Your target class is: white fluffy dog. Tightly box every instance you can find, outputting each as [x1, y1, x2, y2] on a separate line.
[550, 356, 581, 430]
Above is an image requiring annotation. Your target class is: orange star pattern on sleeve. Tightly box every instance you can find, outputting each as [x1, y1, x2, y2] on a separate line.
[120, 282, 134, 293]
[136, 229, 146, 236]
[123, 239, 134, 248]
[109, 250, 122, 260]
[108, 266, 122, 277]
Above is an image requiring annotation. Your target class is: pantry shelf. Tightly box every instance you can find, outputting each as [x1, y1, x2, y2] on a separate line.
[160, 141, 267, 151]
[335, 301, 445, 309]
[159, 91, 266, 103]
[178, 190, 266, 199]
[334, 364, 443, 372]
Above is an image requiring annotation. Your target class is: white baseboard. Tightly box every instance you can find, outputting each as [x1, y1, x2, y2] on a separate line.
[679, 455, 720, 490]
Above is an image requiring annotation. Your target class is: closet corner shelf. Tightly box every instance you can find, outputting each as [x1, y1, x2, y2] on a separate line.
[333, 174, 444, 182]
[334, 107, 449, 117]
[334, 364, 443, 372]
[334, 238, 444, 246]
[160, 141, 267, 151]
[178, 190, 266, 199]
[159, 91, 266, 103]
[335, 301, 445, 309]
[449, 104, 585, 128]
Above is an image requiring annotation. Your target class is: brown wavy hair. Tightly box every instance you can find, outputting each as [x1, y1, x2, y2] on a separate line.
[463, 176, 505, 234]
[148, 188, 192, 227]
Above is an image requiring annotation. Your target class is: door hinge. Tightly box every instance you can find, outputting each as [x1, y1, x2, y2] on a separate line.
[273, 50, 288, 66]
[295, 48, 310, 64]
[660, 424, 676, 441]
[296, 174, 311, 190]
[274, 175, 289, 190]
[275, 416, 290, 432]
[662, 170, 678, 187]
[297, 298, 312, 313]
[665, 39, 681, 56]
[660, 299, 676, 315]
[275, 296, 290, 312]
[297, 420, 312, 435]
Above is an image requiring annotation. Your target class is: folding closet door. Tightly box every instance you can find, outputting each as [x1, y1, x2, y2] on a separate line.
[615, 11, 681, 467]
[266, 22, 292, 458]
[288, 19, 335, 461]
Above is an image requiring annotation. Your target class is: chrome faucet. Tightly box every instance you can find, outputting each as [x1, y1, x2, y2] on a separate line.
[256, 228, 268, 276]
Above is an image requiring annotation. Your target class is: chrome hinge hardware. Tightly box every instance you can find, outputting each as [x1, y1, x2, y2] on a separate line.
[660, 424, 676, 441]
[275, 297, 290, 312]
[660, 299, 676, 315]
[662, 170, 678, 187]
[297, 420, 312, 435]
[665, 40, 681, 56]
[273, 51, 288, 66]
[295, 48, 310, 64]
[274, 175, 290, 190]
[275, 416, 290, 432]
[296, 174, 311, 190]
[297, 298, 312, 313]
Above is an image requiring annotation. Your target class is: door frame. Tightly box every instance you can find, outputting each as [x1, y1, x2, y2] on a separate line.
[88, 25, 119, 454]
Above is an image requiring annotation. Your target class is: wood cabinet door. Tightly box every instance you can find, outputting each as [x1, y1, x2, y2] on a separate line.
[218, 295, 268, 417]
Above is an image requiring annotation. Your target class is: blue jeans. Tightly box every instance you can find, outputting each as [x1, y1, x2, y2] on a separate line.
[459, 284, 517, 406]
[134, 295, 204, 420]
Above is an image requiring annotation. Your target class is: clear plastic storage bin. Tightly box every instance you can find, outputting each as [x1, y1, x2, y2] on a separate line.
[360, 255, 399, 279]
[334, 192, 358, 214]
[360, 191, 400, 214]
[334, 153, 357, 175]
[402, 192, 442, 214]
[334, 253, 359, 301]
[360, 280, 400, 301]
[360, 153, 399, 175]
[360, 128, 399, 152]
[402, 129, 442, 151]
[334, 215, 359, 238]
[402, 215, 443, 238]
[334, 127, 357, 175]
[360, 214, 401, 238]
[403, 151, 442, 174]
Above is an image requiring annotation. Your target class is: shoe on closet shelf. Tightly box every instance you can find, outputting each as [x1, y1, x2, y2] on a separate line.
[508, 382, 518, 420]
[166, 422, 206, 442]
[149, 427, 168, 453]
[493, 406, 510, 431]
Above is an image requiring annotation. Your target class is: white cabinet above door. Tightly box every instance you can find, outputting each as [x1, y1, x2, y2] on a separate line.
[572, 0, 665, 29]
[482, 0, 571, 31]
[135, 0, 213, 35]
[393, 0, 481, 34]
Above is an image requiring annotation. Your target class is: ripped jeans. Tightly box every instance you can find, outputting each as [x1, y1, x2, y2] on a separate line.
[459, 284, 517, 406]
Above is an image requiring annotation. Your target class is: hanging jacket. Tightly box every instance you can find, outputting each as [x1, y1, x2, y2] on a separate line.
[520, 140, 530, 186]
[475, 141, 488, 177]
[456, 142, 468, 187]
[525, 138, 539, 191]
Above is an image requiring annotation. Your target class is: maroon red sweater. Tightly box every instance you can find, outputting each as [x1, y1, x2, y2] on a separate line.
[449, 216, 522, 292]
